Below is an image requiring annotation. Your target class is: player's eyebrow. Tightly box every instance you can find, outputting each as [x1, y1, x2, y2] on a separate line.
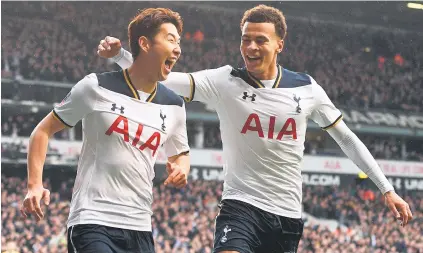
[255, 35, 269, 41]
[167, 33, 181, 42]
[242, 34, 269, 41]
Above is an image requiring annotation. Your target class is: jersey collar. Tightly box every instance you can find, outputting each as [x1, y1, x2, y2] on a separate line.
[123, 69, 157, 102]
[238, 65, 283, 89]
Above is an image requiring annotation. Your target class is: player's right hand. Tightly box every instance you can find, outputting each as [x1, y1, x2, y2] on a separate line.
[97, 36, 122, 59]
[164, 162, 188, 188]
[20, 186, 50, 222]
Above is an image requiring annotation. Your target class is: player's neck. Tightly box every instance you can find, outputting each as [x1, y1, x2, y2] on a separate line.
[127, 64, 157, 94]
[249, 64, 278, 80]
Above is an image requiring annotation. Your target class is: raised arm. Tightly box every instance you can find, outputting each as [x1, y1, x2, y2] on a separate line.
[98, 36, 228, 105]
[98, 36, 192, 99]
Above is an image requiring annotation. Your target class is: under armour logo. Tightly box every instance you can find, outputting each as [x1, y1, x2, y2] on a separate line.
[160, 110, 166, 132]
[293, 95, 301, 113]
[58, 91, 72, 107]
[242, 92, 256, 102]
[111, 103, 125, 114]
[220, 225, 232, 243]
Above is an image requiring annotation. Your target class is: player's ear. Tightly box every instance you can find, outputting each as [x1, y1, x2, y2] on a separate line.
[277, 39, 284, 54]
[138, 36, 150, 53]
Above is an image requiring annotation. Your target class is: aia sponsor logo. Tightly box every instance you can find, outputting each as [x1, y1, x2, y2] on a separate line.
[105, 115, 161, 156]
[240, 113, 297, 140]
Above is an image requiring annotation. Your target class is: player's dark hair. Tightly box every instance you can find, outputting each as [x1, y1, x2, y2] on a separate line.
[128, 8, 183, 60]
[240, 5, 287, 40]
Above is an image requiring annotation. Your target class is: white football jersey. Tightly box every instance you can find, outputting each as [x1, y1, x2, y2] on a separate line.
[181, 65, 342, 218]
[53, 69, 189, 231]
[115, 55, 342, 218]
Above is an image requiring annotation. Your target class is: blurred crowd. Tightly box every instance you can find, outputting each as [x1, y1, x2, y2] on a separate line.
[2, 2, 423, 112]
[362, 136, 423, 162]
[2, 3, 423, 253]
[1, 114, 69, 140]
[2, 174, 422, 253]
[301, 185, 423, 253]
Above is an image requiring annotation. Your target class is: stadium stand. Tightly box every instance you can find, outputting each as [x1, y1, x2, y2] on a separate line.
[2, 2, 423, 111]
[1, 174, 422, 253]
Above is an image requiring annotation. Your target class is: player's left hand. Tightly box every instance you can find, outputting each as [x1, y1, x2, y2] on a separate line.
[164, 161, 188, 188]
[384, 191, 413, 227]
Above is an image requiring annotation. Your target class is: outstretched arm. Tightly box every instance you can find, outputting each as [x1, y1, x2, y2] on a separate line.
[309, 77, 413, 226]
[327, 121, 413, 226]
[328, 122, 393, 193]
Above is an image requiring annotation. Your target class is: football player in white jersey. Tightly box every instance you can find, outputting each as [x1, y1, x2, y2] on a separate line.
[97, 4, 413, 253]
[21, 8, 191, 253]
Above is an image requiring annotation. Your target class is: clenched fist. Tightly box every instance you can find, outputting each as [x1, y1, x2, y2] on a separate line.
[97, 36, 122, 59]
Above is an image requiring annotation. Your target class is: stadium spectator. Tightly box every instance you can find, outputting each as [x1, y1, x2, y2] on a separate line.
[2, 2, 422, 112]
[2, 175, 422, 252]
[1, 3, 422, 251]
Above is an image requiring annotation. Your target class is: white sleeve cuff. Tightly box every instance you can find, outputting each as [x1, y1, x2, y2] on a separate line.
[111, 48, 133, 69]
[111, 48, 125, 62]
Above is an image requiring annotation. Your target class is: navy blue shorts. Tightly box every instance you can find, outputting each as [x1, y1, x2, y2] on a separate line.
[213, 199, 304, 253]
[67, 224, 155, 253]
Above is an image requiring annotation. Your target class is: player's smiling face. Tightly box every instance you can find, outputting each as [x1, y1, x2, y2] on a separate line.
[148, 23, 181, 81]
[240, 22, 284, 80]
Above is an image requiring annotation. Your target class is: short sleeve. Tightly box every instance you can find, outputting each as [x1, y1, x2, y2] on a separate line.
[164, 103, 190, 157]
[309, 77, 343, 130]
[53, 73, 98, 127]
[189, 65, 232, 104]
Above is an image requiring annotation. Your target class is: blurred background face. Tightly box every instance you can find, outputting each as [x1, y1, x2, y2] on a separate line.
[240, 22, 283, 78]
[144, 23, 181, 82]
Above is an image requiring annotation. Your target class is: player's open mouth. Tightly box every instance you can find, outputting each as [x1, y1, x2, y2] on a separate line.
[164, 58, 176, 73]
[246, 55, 261, 63]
